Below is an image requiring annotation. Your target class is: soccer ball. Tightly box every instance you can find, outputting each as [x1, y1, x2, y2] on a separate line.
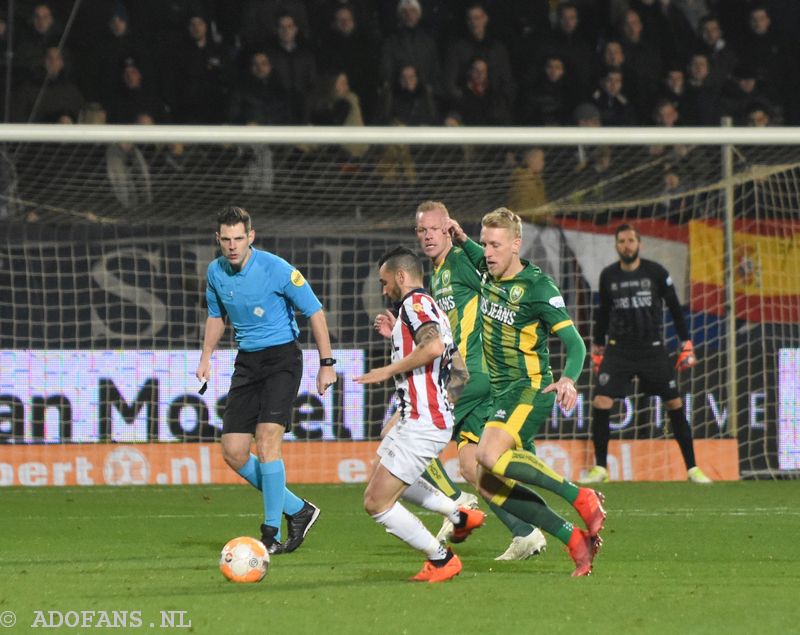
[219, 536, 269, 583]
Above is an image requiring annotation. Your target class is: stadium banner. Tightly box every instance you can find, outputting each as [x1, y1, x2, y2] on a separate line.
[778, 348, 800, 470]
[689, 219, 800, 323]
[0, 349, 365, 443]
[0, 439, 738, 487]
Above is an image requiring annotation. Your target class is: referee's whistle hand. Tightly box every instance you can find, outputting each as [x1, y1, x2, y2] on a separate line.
[316, 366, 337, 395]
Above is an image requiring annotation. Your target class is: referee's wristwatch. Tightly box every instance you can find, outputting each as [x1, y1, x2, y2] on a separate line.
[320, 357, 337, 367]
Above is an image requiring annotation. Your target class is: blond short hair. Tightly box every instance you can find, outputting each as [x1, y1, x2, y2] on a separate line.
[416, 200, 449, 216]
[482, 207, 522, 239]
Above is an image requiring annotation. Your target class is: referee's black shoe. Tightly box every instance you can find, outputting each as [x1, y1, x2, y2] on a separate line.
[260, 523, 286, 555]
[283, 500, 321, 553]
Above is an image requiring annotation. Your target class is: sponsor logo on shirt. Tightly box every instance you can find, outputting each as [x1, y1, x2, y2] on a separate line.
[549, 295, 566, 308]
[291, 270, 306, 286]
[480, 297, 516, 326]
[437, 295, 455, 312]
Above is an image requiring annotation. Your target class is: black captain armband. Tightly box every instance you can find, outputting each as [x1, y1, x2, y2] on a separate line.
[320, 358, 337, 367]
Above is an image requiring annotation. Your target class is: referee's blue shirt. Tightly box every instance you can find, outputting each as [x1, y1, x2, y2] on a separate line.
[206, 247, 323, 352]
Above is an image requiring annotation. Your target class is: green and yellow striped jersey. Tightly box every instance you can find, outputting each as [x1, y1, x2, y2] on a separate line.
[429, 246, 488, 377]
[478, 261, 574, 392]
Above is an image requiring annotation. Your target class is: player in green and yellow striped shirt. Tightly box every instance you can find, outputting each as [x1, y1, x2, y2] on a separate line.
[448, 207, 607, 576]
[415, 201, 547, 560]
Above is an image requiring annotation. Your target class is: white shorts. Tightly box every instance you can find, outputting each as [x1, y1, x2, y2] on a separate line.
[376, 418, 452, 485]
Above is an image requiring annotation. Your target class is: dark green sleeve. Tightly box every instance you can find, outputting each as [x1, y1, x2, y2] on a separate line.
[555, 324, 587, 382]
[460, 238, 485, 271]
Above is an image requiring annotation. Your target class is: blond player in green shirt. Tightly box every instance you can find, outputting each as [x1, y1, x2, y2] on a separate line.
[448, 207, 607, 576]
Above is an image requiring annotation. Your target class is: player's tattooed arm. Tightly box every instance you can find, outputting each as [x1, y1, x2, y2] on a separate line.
[447, 349, 470, 404]
[414, 322, 441, 348]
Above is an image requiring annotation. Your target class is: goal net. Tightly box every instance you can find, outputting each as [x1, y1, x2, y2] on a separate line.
[0, 125, 798, 485]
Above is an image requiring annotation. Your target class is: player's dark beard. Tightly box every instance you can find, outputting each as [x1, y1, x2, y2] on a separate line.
[619, 248, 639, 264]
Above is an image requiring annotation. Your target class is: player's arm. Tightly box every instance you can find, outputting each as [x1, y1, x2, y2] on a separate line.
[447, 349, 470, 404]
[196, 316, 226, 382]
[660, 270, 696, 370]
[444, 218, 485, 269]
[282, 266, 337, 394]
[373, 309, 396, 339]
[542, 323, 586, 411]
[309, 309, 338, 394]
[355, 322, 445, 384]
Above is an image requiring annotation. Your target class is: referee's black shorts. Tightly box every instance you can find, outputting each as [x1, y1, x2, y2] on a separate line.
[593, 343, 680, 401]
[222, 341, 303, 434]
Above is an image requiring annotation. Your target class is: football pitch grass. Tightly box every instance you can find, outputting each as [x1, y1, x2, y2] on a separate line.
[3, 481, 798, 635]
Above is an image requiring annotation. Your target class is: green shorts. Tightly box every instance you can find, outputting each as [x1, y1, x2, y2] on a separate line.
[485, 382, 555, 453]
[452, 372, 492, 448]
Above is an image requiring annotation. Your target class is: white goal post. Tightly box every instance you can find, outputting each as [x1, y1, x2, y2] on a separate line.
[0, 124, 798, 484]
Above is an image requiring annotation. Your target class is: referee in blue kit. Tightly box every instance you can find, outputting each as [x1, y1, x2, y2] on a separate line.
[197, 206, 337, 554]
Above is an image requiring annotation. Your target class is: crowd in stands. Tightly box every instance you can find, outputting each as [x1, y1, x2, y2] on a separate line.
[3, 0, 799, 128]
[2, 0, 799, 224]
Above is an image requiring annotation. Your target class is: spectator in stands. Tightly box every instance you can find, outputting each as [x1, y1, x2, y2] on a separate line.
[698, 15, 737, 92]
[15, 3, 61, 83]
[239, 0, 311, 54]
[738, 5, 790, 108]
[78, 101, 107, 124]
[453, 57, 512, 126]
[591, 67, 636, 126]
[12, 47, 84, 123]
[682, 52, 722, 125]
[0, 148, 18, 220]
[600, 39, 646, 119]
[317, 5, 377, 121]
[270, 13, 317, 123]
[379, 0, 443, 99]
[311, 0, 381, 44]
[658, 165, 689, 223]
[630, 0, 695, 69]
[107, 56, 169, 123]
[507, 147, 551, 225]
[746, 102, 773, 127]
[721, 62, 778, 126]
[106, 141, 152, 209]
[134, 112, 193, 184]
[518, 54, 576, 126]
[374, 123, 417, 184]
[657, 66, 688, 116]
[618, 8, 662, 115]
[227, 51, 291, 125]
[444, 2, 515, 108]
[653, 97, 680, 128]
[544, 2, 597, 101]
[170, 12, 228, 123]
[307, 71, 368, 160]
[84, 2, 150, 105]
[571, 102, 603, 173]
[378, 64, 437, 126]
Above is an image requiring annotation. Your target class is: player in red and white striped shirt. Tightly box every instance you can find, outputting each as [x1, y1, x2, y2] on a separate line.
[391, 286, 454, 431]
[356, 246, 484, 582]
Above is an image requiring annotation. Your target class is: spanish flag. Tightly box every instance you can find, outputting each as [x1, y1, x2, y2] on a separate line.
[690, 219, 800, 323]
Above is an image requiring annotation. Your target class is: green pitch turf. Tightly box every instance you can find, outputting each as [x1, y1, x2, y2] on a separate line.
[2, 481, 798, 634]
